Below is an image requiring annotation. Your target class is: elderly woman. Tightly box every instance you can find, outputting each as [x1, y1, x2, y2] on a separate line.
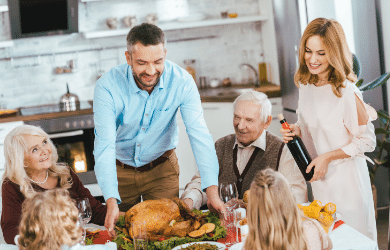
[17, 188, 110, 250]
[1, 124, 107, 244]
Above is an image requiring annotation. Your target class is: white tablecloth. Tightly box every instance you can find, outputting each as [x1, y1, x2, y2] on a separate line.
[329, 223, 378, 250]
[228, 223, 378, 250]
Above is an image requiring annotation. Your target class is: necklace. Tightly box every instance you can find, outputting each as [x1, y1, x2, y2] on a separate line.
[28, 171, 49, 185]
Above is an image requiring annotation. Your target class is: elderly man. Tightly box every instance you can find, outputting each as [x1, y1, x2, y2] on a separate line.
[181, 91, 308, 210]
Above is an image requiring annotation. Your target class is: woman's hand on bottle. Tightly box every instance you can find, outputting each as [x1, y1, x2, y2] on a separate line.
[307, 154, 331, 182]
[280, 124, 301, 144]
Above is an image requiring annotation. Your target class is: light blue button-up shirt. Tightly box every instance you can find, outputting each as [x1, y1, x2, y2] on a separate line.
[93, 61, 219, 203]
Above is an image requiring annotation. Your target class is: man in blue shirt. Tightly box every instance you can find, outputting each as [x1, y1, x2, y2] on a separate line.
[93, 23, 224, 235]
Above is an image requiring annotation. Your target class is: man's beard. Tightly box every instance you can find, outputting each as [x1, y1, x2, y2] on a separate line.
[133, 72, 161, 89]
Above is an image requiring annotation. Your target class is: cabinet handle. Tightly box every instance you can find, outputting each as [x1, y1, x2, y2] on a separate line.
[49, 130, 84, 139]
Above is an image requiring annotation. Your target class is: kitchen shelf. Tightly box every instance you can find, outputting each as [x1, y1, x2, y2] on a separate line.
[0, 40, 13, 48]
[0, 5, 8, 12]
[82, 15, 268, 39]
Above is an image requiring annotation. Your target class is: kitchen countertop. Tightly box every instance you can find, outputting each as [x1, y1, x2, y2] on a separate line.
[0, 84, 281, 124]
[199, 83, 281, 102]
[0, 104, 94, 124]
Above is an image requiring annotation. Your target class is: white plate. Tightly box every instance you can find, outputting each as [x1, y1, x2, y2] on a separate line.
[172, 241, 226, 250]
[229, 242, 244, 250]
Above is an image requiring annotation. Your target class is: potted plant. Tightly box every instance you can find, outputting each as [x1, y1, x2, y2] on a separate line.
[356, 72, 390, 218]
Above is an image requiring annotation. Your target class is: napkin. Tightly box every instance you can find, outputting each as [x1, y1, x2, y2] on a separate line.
[92, 230, 112, 244]
[332, 220, 345, 230]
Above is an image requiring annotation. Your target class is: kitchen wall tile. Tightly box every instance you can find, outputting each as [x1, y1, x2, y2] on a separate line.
[0, 0, 263, 109]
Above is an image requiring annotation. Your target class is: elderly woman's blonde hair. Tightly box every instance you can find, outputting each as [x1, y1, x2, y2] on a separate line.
[244, 168, 308, 250]
[1, 124, 72, 198]
[18, 188, 81, 250]
[294, 17, 357, 97]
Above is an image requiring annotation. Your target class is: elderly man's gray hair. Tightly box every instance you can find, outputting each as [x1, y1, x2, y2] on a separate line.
[233, 91, 272, 123]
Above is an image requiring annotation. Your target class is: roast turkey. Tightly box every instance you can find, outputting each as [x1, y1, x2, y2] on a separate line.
[125, 197, 205, 241]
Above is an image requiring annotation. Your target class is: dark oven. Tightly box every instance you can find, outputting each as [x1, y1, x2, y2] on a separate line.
[21, 103, 97, 185]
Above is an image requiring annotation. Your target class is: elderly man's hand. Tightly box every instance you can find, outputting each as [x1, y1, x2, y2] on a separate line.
[205, 185, 226, 217]
[183, 198, 194, 210]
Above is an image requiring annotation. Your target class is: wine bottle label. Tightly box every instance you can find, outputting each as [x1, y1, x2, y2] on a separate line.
[281, 121, 291, 131]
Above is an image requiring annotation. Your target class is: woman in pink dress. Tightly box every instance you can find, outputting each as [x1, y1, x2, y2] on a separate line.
[281, 17, 377, 240]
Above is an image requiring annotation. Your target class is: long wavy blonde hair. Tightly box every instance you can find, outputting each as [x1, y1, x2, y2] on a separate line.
[1, 124, 72, 198]
[294, 18, 357, 97]
[18, 188, 81, 250]
[244, 168, 308, 250]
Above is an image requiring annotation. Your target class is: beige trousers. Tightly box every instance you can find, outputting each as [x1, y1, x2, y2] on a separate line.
[116, 151, 180, 212]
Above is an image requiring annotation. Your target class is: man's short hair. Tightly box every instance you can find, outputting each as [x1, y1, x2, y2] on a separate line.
[126, 23, 166, 52]
[233, 91, 272, 123]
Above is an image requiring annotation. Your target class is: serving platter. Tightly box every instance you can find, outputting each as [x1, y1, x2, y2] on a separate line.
[172, 241, 226, 250]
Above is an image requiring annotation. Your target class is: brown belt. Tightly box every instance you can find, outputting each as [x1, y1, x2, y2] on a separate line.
[116, 149, 174, 172]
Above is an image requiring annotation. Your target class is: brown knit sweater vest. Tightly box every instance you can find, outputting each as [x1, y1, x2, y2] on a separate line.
[216, 131, 284, 199]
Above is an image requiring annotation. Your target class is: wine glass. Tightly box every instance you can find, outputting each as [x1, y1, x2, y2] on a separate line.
[77, 198, 92, 224]
[219, 182, 238, 206]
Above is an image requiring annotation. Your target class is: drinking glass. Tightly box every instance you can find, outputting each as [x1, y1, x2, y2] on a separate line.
[77, 214, 86, 245]
[224, 207, 239, 247]
[132, 221, 148, 250]
[219, 182, 238, 204]
[77, 198, 92, 224]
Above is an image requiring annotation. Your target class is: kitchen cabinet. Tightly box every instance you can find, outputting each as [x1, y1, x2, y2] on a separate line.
[82, 15, 268, 39]
[176, 102, 234, 195]
[268, 97, 283, 135]
[80, 0, 280, 86]
[176, 98, 282, 196]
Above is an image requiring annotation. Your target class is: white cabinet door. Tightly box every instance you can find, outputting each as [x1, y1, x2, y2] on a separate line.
[176, 111, 197, 196]
[202, 102, 235, 142]
[268, 97, 283, 136]
[176, 103, 234, 196]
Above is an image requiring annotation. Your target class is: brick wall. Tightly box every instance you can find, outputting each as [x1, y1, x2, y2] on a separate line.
[0, 0, 263, 109]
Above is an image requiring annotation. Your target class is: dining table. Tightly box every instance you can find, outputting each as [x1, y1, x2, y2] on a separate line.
[86, 220, 379, 250]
